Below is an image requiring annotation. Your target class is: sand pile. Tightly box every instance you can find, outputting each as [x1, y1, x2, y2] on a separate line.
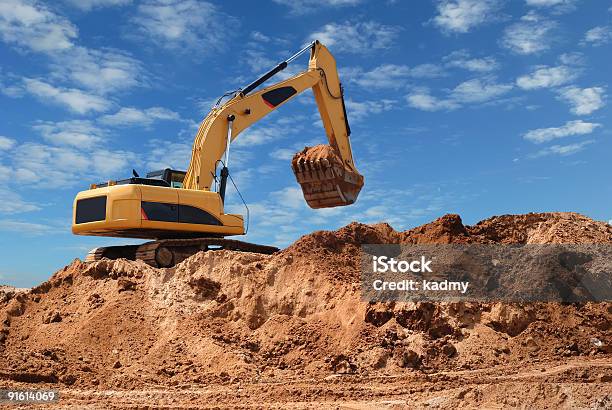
[0, 212, 610, 391]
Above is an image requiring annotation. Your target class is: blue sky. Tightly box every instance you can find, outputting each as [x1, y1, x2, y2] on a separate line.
[0, 0, 611, 287]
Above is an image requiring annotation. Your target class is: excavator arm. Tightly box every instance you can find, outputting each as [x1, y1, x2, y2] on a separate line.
[183, 41, 364, 209]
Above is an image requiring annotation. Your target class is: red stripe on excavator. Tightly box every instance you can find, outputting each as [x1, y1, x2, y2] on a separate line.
[263, 99, 275, 108]
[141, 207, 149, 220]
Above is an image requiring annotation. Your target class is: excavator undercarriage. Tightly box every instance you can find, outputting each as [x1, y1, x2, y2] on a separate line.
[86, 238, 279, 268]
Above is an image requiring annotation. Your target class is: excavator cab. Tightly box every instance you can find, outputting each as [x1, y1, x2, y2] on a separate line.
[146, 169, 186, 188]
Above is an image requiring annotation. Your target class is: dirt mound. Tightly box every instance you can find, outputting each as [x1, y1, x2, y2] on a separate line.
[398, 212, 612, 245]
[468, 212, 612, 244]
[0, 212, 610, 406]
[401, 214, 471, 244]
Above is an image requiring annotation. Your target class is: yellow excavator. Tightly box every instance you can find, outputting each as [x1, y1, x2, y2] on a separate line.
[72, 41, 364, 267]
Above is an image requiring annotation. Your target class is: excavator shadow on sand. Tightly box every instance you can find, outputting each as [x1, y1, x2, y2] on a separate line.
[73, 40, 364, 268]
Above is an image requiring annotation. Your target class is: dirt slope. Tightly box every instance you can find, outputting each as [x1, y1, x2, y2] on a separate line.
[0, 212, 610, 408]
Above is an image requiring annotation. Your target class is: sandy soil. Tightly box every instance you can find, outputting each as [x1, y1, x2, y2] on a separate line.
[1, 357, 611, 408]
[0, 212, 610, 408]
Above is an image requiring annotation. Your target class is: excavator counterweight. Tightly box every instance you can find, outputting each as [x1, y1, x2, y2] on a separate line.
[72, 41, 364, 267]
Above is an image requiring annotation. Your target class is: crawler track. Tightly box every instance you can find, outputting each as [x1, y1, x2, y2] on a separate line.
[86, 238, 279, 268]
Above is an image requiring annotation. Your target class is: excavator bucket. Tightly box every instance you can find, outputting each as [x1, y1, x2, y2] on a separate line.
[291, 144, 364, 209]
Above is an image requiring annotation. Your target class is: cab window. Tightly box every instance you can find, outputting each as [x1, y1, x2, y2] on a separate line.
[169, 172, 185, 188]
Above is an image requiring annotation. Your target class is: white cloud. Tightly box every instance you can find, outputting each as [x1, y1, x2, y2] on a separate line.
[51, 47, 145, 95]
[132, 0, 235, 53]
[530, 140, 594, 158]
[345, 65, 411, 86]
[226, 162, 277, 191]
[245, 31, 291, 53]
[100, 106, 180, 127]
[272, 0, 361, 15]
[241, 49, 302, 81]
[406, 89, 459, 111]
[342, 64, 444, 89]
[582, 26, 612, 46]
[0, 136, 16, 150]
[13, 143, 91, 182]
[236, 126, 284, 147]
[91, 149, 137, 175]
[243, 201, 300, 230]
[1, 1, 146, 111]
[444, 50, 499, 72]
[525, 0, 570, 5]
[269, 148, 295, 161]
[1, 0, 145, 95]
[249, 31, 271, 43]
[22, 78, 111, 114]
[346, 99, 396, 122]
[9, 142, 137, 186]
[406, 77, 512, 111]
[451, 77, 513, 103]
[432, 0, 502, 34]
[558, 52, 585, 66]
[234, 114, 308, 147]
[410, 64, 447, 79]
[0, 188, 40, 213]
[0, 219, 54, 235]
[523, 120, 600, 143]
[0, 162, 10, 181]
[0, 0, 77, 53]
[269, 186, 305, 209]
[145, 138, 192, 171]
[32, 120, 105, 148]
[525, 0, 577, 13]
[501, 13, 557, 54]
[516, 65, 577, 90]
[341, 64, 410, 88]
[242, 49, 276, 74]
[63, 0, 131, 11]
[308, 21, 400, 54]
[0, 80, 24, 98]
[557, 87, 606, 115]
